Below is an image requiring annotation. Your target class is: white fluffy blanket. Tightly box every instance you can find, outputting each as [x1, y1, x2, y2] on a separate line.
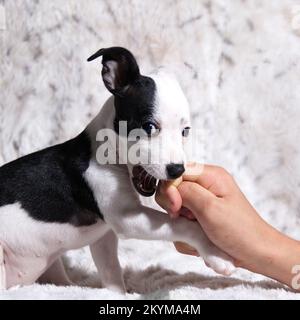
[0, 240, 298, 300]
[1, 0, 300, 299]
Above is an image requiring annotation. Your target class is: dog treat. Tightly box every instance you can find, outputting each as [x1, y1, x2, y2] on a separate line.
[168, 177, 183, 188]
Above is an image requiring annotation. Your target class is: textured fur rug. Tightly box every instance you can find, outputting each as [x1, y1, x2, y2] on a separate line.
[1, 0, 300, 299]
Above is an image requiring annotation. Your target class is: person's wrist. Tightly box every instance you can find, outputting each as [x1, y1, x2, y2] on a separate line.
[234, 221, 276, 271]
[266, 235, 300, 289]
[239, 224, 300, 289]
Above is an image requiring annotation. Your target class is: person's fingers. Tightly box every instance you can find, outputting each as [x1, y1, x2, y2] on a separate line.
[155, 181, 169, 211]
[184, 163, 233, 197]
[184, 162, 205, 178]
[177, 207, 196, 220]
[155, 181, 182, 217]
[165, 184, 182, 218]
[155, 181, 196, 220]
[177, 181, 215, 218]
[156, 163, 231, 219]
[174, 242, 199, 256]
[184, 163, 218, 190]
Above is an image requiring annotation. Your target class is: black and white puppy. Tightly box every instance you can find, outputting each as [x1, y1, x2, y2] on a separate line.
[0, 47, 234, 293]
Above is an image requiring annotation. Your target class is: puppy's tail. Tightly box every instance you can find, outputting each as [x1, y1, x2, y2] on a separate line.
[0, 245, 6, 290]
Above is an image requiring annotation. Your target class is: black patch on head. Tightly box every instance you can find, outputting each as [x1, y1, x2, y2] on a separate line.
[0, 131, 103, 226]
[113, 75, 157, 134]
[87, 46, 157, 135]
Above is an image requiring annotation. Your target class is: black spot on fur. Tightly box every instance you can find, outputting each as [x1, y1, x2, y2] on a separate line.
[87, 46, 157, 134]
[113, 75, 157, 134]
[0, 131, 103, 226]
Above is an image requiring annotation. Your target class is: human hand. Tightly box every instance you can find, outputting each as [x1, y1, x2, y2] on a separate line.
[156, 163, 268, 267]
[156, 163, 300, 288]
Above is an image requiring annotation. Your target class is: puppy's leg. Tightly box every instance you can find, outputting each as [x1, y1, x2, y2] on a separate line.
[38, 257, 73, 286]
[90, 230, 125, 294]
[0, 245, 6, 290]
[108, 205, 235, 276]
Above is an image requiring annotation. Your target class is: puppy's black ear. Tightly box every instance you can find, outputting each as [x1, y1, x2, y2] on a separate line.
[87, 47, 140, 96]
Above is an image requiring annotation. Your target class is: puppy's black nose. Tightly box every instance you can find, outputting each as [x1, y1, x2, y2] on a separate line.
[166, 164, 185, 179]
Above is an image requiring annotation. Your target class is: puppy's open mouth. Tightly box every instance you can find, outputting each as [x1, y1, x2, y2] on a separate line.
[132, 165, 157, 197]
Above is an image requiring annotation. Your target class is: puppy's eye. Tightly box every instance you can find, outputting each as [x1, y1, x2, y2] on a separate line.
[182, 127, 191, 137]
[142, 122, 160, 137]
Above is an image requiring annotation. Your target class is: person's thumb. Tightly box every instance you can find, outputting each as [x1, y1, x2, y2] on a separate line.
[177, 181, 215, 221]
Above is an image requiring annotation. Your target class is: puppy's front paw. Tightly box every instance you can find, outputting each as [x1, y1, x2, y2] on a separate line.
[203, 251, 235, 276]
